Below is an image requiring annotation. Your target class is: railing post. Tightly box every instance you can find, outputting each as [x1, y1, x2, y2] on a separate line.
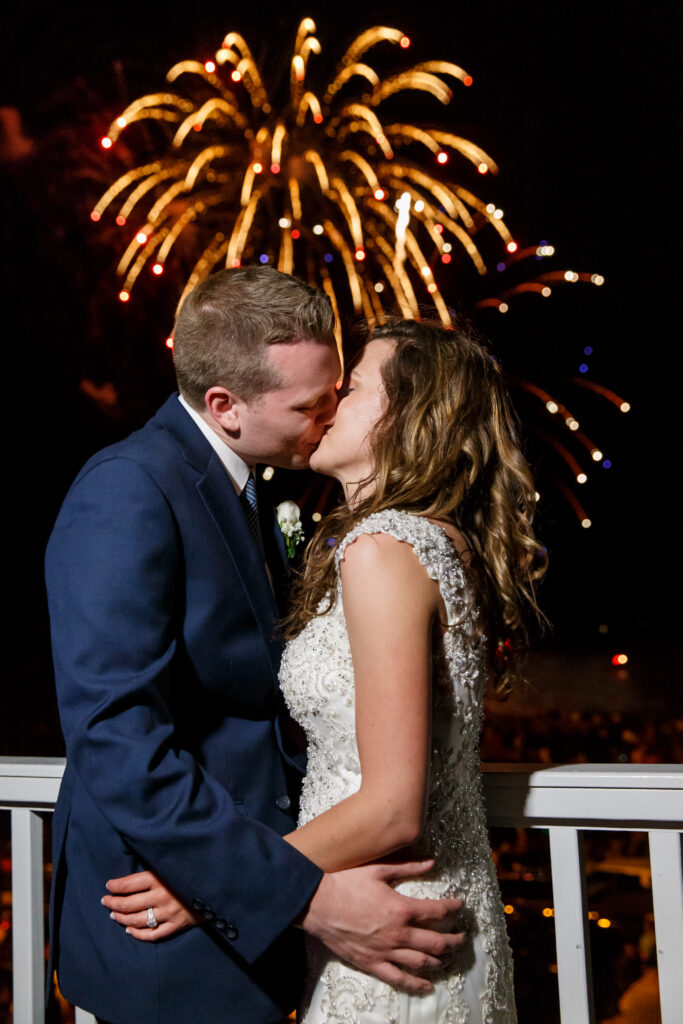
[649, 830, 683, 1024]
[11, 808, 45, 1024]
[549, 826, 595, 1024]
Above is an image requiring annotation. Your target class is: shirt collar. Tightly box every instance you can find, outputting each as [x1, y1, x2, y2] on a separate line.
[177, 393, 251, 494]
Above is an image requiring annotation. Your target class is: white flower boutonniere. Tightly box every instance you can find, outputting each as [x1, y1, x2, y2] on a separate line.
[276, 500, 305, 559]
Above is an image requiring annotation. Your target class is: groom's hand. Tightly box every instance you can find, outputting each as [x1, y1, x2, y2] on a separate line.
[295, 859, 466, 994]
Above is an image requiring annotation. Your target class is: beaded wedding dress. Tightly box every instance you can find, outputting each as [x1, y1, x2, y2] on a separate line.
[279, 510, 516, 1024]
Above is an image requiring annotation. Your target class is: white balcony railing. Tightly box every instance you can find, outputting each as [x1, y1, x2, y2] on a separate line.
[1, 758, 682, 1024]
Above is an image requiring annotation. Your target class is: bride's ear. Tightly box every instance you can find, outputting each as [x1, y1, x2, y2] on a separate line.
[204, 386, 242, 433]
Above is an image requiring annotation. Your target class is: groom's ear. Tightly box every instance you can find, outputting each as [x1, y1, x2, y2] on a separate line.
[204, 386, 242, 433]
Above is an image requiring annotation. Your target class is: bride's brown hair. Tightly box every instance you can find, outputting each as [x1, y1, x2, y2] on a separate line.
[283, 318, 547, 694]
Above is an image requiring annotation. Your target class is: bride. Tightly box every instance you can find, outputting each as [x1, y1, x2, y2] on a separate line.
[106, 318, 545, 1022]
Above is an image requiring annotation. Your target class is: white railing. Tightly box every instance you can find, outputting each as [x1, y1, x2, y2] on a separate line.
[1, 758, 682, 1024]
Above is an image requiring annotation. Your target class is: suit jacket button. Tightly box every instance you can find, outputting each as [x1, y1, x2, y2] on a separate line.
[191, 899, 204, 911]
[215, 919, 227, 931]
[226, 924, 238, 940]
[204, 909, 215, 922]
[276, 794, 291, 811]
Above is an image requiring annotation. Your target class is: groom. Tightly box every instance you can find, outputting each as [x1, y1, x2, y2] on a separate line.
[46, 266, 462, 1024]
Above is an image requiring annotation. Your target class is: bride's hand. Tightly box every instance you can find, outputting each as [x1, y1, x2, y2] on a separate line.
[101, 870, 202, 941]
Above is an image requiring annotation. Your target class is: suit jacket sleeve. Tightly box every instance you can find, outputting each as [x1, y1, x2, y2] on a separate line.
[45, 454, 322, 964]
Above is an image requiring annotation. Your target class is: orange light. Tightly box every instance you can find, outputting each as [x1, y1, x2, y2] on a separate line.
[373, 188, 386, 200]
[542, 907, 554, 918]
[270, 163, 281, 174]
[478, 162, 488, 174]
[193, 123, 202, 132]
[437, 151, 448, 165]
[313, 113, 323, 124]
[355, 248, 366, 261]
[291, 229, 301, 240]
[427, 283, 437, 293]
[165, 337, 174, 349]
[441, 253, 452, 264]
[231, 258, 241, 268]
[507, 241, 518, 253]
[463, 75, 473, 87]
[115, 215, 126, 226]
[101, 137, 112, 149]
[231, 70, 242, 82]
[118, 290, 130, 303]
[597, 918, 611, 929]
[400, 36, 411, 48]
[136, 232, 148, 244]
[611, 654, 629, 666]
[435, 223, 443, 234]
[253, 162, 263, 173]
[504, 904, 513, 915]
[204, 61, 216, 73]
[90, 211, 101, 222]
[116, 117, 127, 129]
[152, 263, 163, 275]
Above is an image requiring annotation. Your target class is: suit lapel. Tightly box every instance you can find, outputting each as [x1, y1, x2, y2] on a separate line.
[196, 461, 282, 676]
[155, 395, 283, 681]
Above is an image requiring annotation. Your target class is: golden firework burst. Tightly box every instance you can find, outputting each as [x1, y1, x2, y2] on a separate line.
[92, 18, 622, 527]
[92, 22, 534, 330]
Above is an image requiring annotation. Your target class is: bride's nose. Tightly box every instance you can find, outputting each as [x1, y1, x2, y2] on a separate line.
[317, 390, 338, 426]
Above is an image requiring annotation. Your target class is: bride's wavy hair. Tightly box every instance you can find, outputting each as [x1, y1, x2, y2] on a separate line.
[283, 318, 547, 694]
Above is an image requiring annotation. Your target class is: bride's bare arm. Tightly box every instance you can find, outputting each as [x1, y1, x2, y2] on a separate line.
[283, 532, 440, 872]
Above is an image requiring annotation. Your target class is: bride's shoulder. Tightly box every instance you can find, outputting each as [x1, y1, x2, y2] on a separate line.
[336, 510, 437, 578]
[337, 524, 440, 614]
[335, 509, 471, 582]
[335, 509, 412, 559]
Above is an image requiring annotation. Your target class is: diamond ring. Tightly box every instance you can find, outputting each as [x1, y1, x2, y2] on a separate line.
[147, 907, 159, 929]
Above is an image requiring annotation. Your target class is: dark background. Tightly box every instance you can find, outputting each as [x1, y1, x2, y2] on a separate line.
[1, 0, 679, 754]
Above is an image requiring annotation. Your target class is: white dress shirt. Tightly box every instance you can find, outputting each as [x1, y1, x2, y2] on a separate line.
[177, 394, 250, 495]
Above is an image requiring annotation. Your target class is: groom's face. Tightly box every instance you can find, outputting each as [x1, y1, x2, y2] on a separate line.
[237, 338, 340, 469]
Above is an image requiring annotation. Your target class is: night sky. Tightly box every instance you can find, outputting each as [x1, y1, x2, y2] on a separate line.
[1, 0, 678, 752]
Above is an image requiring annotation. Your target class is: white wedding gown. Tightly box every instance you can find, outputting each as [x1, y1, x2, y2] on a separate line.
[279, 510, 516, 1024]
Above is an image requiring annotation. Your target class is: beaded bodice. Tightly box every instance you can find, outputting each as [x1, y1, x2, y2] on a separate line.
[279, 510, 516, 1023]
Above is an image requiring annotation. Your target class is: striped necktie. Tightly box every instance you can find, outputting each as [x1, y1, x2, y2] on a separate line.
[241, 473, 265, 558]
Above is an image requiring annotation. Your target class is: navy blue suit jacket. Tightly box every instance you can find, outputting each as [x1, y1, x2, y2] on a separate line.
[45, 394, 323, 1024]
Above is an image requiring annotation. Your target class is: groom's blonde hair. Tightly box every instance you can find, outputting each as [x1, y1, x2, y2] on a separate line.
[173, 266, 336, 407]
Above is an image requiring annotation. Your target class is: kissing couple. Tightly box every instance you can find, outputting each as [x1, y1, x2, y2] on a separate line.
[46, 265, 544, 1023]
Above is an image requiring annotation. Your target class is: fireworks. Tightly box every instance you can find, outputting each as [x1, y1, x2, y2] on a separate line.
[93, 18, 624, 526]
[93, 20, 586, 329]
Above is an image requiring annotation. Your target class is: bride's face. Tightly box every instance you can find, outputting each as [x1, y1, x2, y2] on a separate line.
[309, 337, 395, 491]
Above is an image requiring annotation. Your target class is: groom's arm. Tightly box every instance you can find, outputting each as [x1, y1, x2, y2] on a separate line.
[46, 454, 322, 965]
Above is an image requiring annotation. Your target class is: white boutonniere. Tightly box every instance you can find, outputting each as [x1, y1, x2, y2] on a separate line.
[276, 500, 305, 559]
